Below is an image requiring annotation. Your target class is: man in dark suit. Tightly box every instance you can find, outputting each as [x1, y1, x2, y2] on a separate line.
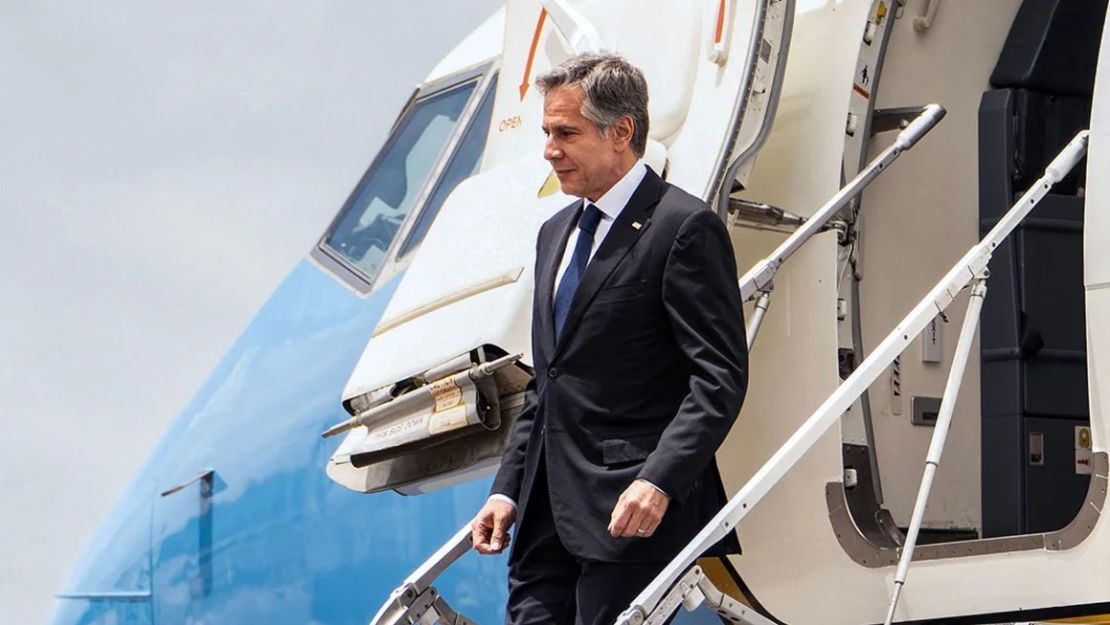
[471, 53, 748, 625]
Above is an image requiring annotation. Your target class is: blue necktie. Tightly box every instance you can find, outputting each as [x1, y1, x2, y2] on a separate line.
[553, 203, 603, 343]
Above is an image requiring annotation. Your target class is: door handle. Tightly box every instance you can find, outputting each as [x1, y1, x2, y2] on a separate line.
[160, 468, 214, 497]
[914, 0, 942, 32]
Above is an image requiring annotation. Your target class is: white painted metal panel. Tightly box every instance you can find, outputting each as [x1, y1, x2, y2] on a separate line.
[1087, 15, 1110, 289]
[342, 156, 565, 400]
[858, 0, 1023, 536]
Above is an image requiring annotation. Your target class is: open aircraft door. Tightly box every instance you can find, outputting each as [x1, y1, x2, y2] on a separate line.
[323, 0, 794, 496]
[622, 2, 1110, 625]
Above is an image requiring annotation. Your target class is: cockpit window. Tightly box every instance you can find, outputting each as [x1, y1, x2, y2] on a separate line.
[398, 78, 497, 258]
[322, 80, 477, 281]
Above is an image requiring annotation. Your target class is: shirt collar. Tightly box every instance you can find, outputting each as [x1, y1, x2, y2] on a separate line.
[587, 161, 647, 222]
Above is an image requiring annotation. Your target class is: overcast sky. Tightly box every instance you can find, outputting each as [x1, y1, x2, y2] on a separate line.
[0, 2, 501, 621]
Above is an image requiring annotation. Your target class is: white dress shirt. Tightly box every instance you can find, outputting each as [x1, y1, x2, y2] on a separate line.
[551, 162, 648, 299]
[488, 162, 667, 511]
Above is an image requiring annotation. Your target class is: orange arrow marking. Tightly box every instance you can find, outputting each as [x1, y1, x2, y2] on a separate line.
[715, 0, 727, 43]
[519, 8, 548, 100]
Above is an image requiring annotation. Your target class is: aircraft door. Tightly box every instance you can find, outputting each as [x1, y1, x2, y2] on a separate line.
[151, 469, 216, 624]
[488, 0, 793, 202]
[706, 2, 1110, 624]
[327, 0, 794, 496]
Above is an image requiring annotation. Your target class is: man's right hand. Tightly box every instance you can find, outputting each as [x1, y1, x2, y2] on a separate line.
[471, 499, 516, 555]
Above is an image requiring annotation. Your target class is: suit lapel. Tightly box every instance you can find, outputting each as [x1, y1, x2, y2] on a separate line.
[535, 200, 582, 362]
[552, 169, 665, 360]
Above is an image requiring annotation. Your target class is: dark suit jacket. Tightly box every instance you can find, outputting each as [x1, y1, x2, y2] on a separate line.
[491, 167, 747, 563]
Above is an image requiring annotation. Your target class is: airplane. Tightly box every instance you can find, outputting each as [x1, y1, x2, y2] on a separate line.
[51, 1, 1110, 625]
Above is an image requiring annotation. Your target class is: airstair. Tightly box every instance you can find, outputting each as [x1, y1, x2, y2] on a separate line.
[361, 109, 1088, 625]
[612, 129, 1090, 625]
[364, 100, 1089, 620]
[373, 127, 1089, 622]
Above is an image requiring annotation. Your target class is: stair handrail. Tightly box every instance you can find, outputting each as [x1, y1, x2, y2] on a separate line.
[737, 103, 944, 303]
[367, 524, 472, 625]
[739, 104, 945, 347]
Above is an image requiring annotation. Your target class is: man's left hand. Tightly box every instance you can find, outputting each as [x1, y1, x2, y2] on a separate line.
[608, 479, 670, 538]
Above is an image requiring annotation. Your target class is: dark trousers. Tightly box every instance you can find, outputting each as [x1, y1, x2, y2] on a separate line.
[506, 453, 671, 625]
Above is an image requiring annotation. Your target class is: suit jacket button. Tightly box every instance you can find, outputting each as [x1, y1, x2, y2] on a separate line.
[548, 368, 559, 379]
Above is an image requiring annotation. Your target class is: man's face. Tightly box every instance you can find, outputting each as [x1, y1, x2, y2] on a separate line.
[542, 86, 629, 202]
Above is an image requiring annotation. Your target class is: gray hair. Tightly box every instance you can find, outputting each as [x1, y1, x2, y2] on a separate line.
[535, 52, 650, 157]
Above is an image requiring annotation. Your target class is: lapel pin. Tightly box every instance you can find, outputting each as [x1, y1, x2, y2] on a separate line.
[631, 221, 642, 230]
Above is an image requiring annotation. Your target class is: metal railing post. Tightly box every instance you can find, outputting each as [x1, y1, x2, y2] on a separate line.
[882, 278, 987, 625]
